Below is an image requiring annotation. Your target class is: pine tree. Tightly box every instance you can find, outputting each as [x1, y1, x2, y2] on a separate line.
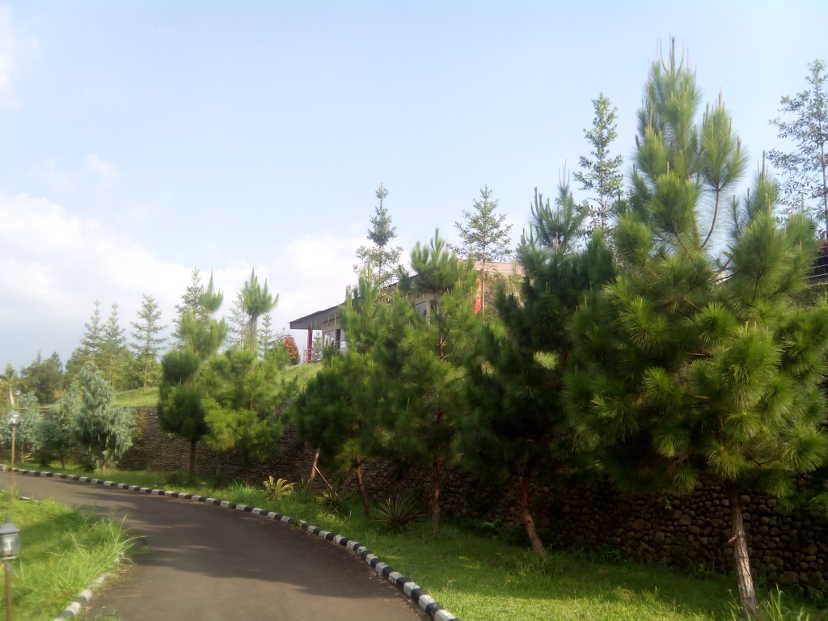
[452, 186, 513, 262]
[66, 301, 105, 382]
[293, 276, 388, 515]
[385, 231, 482, 534]
[199, 348, 288, 460]
[177, 273, 227, 358]
[768, 59, 828, 236]
[159, 349, 207, 473]
[226, 291, 247, 348]
[257, 313, 276, 358]
[355, 184, 403, 288]
[240, 269, 278, 354]
[130, 294, 166, 388]
[74, 362, 136, 469]
[574, 94, 625, 231]
[100, 304, 130, 389]
[174, 268, 204, 344]
[462, 181, 613, 557]
[566, 47, 826, 616]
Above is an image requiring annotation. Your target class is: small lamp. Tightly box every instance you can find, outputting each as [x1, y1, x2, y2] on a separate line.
[0, 518, 20, 561]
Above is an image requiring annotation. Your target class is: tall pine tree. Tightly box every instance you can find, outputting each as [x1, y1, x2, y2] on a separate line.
[355, 184, 403, 288]
[463, 181, 613, 556]
[130, 294, 166, 387]
[566, 47, 827, 615]
[573, 93, 624, 231]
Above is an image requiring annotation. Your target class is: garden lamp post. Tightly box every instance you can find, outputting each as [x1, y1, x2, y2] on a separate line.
[0, 517, 20, 621]
[6, 412, 18, 471]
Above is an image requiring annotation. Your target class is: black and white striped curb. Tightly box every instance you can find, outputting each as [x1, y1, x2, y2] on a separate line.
[3, 466, 461, 621]
[53, 570, 113, 620]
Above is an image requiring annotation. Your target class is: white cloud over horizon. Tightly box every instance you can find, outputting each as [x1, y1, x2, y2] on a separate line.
[0, 192, 363, 367]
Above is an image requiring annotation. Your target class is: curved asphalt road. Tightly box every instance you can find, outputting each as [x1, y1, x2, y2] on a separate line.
[0, 472, 422, 621]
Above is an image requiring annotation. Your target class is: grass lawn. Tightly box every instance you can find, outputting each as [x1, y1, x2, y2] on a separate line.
[0, 488, 132, 621]
[16, 461, 823, 621]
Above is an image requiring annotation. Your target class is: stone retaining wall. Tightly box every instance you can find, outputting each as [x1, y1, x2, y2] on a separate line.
[120, 406, 828, 592]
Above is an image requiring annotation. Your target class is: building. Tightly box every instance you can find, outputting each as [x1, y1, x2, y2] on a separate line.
[289, 261, 522, 362]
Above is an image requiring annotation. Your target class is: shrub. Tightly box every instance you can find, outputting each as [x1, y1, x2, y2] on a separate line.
[263, 476, 295, 501]
[373, 495, 423, 533]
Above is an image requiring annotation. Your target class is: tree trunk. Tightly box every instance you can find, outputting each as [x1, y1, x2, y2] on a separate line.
[519, 474, 546, 557]
[355, 461, 371, 517]
[430, 456, 444, 535]
[308, 449, 320, 483]
[189, 439, 197, 474]
[729, 488, 758, 617]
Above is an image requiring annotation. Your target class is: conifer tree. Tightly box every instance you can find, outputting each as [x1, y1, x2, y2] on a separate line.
[66, 301, 105, 381]
[355, 184, 403, 288]
[198, 348, 288, 460]
[74, 362, 135, 469]
[293, 275, 388, 515]
[257, 313, 276, 358]
[384, 232, 481, 534]
[130, 294, 165, 388]
[452, 186, 513, 262]
[100, 304, 131, 389]
[574, 94, 625, 231]
[21, 352, 63, 404]
[176, 273, 227, 358]
[463, 182, 613, 557]
[769, 59, 828, 236]
[240, 269, 278, 354]
[566, 48, 827, 616]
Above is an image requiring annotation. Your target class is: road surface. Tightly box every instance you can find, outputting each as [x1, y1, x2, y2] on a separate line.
[0, 472, 421, 621]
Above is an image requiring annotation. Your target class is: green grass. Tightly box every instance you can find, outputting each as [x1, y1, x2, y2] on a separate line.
[112, 386, 159, 408]
[281, 362, 321, 387]
[0, 489, 132, 621]
[17, 461, 822, 621]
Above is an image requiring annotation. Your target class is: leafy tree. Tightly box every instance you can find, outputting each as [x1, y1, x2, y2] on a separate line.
[37, 384, 79, 467]
[385, 232, 482, 534]
[566, 48, 826, 616]
[279, 335, 300, 365]
[574, 93, 624, 231]
[355, 184, 403, 288]
[74, 362, 136, 470]
[130, 294, 166, 388]
[240, 269, 278, 354]
[462, 182, 613, 557]
[769, 59, 828, 235]
[452, 186, 513, 262]
[21, 352, 63, 404]
[198, 348, 289, 461]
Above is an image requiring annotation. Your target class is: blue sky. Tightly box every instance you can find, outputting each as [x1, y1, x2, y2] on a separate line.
[1, 1, 826, 367]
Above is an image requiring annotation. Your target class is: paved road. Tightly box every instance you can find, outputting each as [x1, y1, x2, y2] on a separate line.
[0, 472, 421, 621]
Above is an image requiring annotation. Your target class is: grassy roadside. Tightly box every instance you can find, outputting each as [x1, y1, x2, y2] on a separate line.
[16, 462, 822, 621]
[0, 488, 132, 621]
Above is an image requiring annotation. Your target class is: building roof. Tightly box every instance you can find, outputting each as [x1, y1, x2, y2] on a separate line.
[288, 260, 522, 329]
[288, 303, 342, 330]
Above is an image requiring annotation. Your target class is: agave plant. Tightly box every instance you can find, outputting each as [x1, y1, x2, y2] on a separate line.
[263, 476, 295, 501]
[373, 495, 423, 533]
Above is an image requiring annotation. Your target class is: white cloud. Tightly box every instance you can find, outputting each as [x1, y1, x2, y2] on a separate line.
[0, 192, 366, 366]
[84, 154, 120, 182]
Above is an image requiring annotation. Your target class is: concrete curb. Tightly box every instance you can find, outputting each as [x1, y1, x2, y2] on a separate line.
[5, 466, 461, 621]
[52, 569, 113, 620]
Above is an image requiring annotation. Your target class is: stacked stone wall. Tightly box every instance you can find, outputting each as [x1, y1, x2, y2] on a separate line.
[119, 406, 828, 591]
